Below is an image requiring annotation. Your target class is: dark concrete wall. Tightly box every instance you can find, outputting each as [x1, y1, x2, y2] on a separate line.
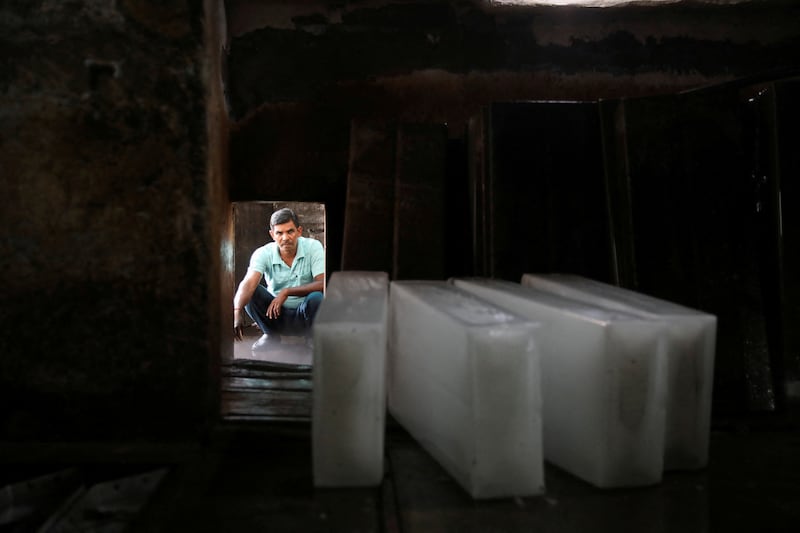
[0, 0, 223, 440]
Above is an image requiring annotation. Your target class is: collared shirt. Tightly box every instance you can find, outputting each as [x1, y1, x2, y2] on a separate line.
[248, 236, 325, 309]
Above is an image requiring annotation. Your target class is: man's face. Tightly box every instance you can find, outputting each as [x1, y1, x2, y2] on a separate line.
[269, 221, 302, 255]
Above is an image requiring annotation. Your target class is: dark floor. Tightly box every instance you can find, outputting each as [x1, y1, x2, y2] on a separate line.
[6, 335, 800, 532]
[209, 332, 800, 531]
[4, 419, 798, 532]
[178, 423, 800, 532]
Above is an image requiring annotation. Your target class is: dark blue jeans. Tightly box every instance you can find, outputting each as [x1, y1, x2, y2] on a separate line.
[245, 284, 323, 337]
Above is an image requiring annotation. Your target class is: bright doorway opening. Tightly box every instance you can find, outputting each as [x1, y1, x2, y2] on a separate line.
[221, 201, 325, 423]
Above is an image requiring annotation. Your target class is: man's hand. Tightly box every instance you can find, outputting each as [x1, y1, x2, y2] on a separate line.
[233, 310, 246, 341]
[267, 292, 288, 319]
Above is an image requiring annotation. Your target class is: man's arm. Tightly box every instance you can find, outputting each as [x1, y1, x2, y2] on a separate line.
[266, 273, 324, 319]
[233, 269, 263, 340]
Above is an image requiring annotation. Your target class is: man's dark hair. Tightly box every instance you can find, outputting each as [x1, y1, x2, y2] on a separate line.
[270, 208, 300, 229]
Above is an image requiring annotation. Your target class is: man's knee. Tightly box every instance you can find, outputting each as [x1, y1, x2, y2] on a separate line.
[306, 291, 323, 303]
[244, 301, 257, 322]
[246, 285, 273, 323]
[302, 291, 324, 320]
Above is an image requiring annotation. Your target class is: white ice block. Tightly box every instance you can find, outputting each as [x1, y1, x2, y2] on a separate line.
[453, 278, 668, 489]
[312, 271, 389, 487]
[521, 273, 717, 471]
[388, 281, 544, 499]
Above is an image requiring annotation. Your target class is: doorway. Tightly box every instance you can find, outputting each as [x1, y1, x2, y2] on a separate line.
[221, 201, 325, 423]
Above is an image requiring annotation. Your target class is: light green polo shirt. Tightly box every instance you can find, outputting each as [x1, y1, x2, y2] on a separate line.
[248, 236, 325, 309]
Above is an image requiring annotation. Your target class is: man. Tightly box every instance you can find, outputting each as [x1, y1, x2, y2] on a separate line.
[233, 208, 325, 351]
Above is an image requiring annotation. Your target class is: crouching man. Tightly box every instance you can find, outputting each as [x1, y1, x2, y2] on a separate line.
[233, 208, 325, 351]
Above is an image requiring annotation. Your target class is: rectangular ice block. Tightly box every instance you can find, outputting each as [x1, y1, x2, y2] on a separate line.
[388, 281, 544, 499]
[312, 271, 390, 487]
[521, 273, 717, 470]
[453, 278, 668, 488]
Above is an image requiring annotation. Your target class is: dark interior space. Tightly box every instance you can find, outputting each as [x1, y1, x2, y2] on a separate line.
[2, 0, 800, 530]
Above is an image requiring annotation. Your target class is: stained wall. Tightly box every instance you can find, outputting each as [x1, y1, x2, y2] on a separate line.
[0, 0, 226, 440]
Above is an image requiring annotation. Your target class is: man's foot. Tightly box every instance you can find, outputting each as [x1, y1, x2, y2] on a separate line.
[252, 334, 281, 352]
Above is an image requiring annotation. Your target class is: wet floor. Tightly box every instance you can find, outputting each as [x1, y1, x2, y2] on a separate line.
[233, 326, 312, 366]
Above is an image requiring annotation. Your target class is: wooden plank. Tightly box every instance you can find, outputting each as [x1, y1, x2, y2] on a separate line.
[393, 123, 447, 280]
[221, 390, 311, 419]
[341, 119, 396, 272]
[222, 366, 312, 380]
[224, 359, 311, 373]
[468, 109, 491, 277]
[222, 376, 312, 392]
[755, 79, 800, 410]
[222, 415, 310, 423]
[599, 98, 636, 287]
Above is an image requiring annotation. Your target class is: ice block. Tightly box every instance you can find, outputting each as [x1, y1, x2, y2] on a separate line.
[453, 278, 668, 488]
[388, 281, 544, 499]
[521, 273, 716, 471]
[312, 271, 389, 487]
